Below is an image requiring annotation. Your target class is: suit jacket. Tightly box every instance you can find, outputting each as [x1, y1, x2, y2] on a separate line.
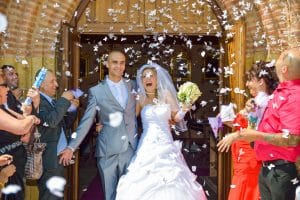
[68, 79, 138, 157]
[37, 95, 77, 169]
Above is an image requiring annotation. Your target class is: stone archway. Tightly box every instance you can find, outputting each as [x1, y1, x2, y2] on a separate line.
[1, 0, 300, 199]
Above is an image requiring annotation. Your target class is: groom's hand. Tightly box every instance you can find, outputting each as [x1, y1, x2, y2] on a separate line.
[59, 148, 74, 166]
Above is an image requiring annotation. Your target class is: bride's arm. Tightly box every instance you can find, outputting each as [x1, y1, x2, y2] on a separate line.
[172, 106, 190, 122]
[166, 92, 190, 122]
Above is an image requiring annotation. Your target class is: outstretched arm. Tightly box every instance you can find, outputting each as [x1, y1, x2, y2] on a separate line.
[217, 129, 300, 152]
[239, 129, 300, 147]
[59, 89, 97, 166]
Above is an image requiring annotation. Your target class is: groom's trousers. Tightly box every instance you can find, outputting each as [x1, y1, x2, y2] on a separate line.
[97, 145, 134, 200]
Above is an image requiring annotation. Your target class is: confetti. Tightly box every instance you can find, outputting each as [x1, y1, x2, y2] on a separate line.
[267, 163, 275, 170]
[46, 176, 66, 198]
[291, 178, 299, 185]
[191, 166, 197, 172]
[0, 13, 8, 33]
[21, 60, 28, 65]
[65, 71, 72, 77]
[1, 184, 22, 195]
[71, 132, 77, 139]
[109, 112, 123, 127]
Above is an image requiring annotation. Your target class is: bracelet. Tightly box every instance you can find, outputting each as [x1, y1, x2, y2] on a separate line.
[177, 109, 187, 120]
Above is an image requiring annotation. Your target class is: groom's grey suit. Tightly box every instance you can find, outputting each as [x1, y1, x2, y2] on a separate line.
[67, 78, 138, 200]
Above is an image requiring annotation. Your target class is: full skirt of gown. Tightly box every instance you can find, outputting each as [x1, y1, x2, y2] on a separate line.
[116, 104, 207, 200]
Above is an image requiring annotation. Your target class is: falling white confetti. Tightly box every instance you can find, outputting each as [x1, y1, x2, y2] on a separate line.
[230, 184, 236, 189]
[109, 112, 123, 127]
[53, 3, 60, 8]
[191, 166, 197, 172]
[291, 178, 299, 185]
[259, 69, 269, 76]
[272, 103, 278, 109]
[46, 176, 66, 198]
[196, 131, 202, 135]
[95, 106, 101, 111]
[267, 163, 275, 170]
[183, 148, 189, 153]
[71, 132, 77, 139]
[65, 71, 72, 77]
[282, 129, 290, 138]
[200, 101, 207, 107]
[1, 184, 22, 195]
[121, 135, 127, 141]
[0, 13, 8, 33]
[21, 59, 28, 65]
[43, 122, 49, 127]
[201, 51, 206, 57]
[266, 59, 276, 67]
[279, 96, 285, 101]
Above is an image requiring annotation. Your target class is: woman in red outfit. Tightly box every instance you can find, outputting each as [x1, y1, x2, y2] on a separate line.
[227, 61, 279, 200]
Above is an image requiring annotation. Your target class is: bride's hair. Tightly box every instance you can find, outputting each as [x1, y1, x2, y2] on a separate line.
[136, 62, 180, 111]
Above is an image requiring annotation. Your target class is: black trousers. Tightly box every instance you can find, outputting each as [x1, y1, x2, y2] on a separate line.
[259, 162, 299, 200]
[37, 163, 64, 200]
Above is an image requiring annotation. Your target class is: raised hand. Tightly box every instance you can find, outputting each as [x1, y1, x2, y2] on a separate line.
[27, 88, 40, 109]
[62, 91, 74, 101]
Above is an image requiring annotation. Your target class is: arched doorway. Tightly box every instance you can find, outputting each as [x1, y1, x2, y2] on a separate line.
[57, 0, 246, 199]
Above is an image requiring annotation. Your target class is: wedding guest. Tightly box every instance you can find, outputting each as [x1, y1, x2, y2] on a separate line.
[0, 68, 40, 200]
[0, 69, 40, 134]
[2, 65, 23, 110]
[35, 69, 78, 200]
[218, 48, 300, 200]
[226, 61, 279, 200]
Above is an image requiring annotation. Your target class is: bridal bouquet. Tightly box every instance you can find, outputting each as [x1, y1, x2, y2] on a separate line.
[177, 81, 202, 105]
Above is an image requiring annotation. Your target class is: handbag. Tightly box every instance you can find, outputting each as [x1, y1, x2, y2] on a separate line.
[24, 128, 46, 180]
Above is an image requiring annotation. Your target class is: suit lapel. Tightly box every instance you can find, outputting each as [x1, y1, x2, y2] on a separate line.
[124, 79, 133, 110]
[103, 79, 124, 109]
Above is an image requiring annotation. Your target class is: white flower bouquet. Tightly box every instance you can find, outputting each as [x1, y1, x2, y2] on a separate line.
[177, 81, 202, 105]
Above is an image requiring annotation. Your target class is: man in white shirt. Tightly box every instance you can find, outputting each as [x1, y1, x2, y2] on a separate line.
[59, 50, 138, 200]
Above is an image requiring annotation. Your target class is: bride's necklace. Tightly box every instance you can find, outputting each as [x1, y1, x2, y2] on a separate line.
[145, 92, 155, 95]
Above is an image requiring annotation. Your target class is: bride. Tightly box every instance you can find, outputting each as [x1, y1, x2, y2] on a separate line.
[115, 63, 207, 200]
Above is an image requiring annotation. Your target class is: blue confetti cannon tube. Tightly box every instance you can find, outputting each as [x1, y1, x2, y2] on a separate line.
[24, 68, 48, 105]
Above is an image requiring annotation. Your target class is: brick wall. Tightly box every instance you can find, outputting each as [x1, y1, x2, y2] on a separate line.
[0, 0, 299, 87]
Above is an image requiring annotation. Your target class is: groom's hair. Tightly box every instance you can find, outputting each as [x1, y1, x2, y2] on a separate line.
[108, 49, 126, 61]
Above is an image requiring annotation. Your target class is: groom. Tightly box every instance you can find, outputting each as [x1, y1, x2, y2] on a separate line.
[59, 50, 138, 200]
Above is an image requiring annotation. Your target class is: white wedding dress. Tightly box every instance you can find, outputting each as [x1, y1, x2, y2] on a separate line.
[116, 104, 207, 200]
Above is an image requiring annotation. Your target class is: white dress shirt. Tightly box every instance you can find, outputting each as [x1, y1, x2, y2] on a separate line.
[254, 91, 269, 128]
[107, 77, 128, 109]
